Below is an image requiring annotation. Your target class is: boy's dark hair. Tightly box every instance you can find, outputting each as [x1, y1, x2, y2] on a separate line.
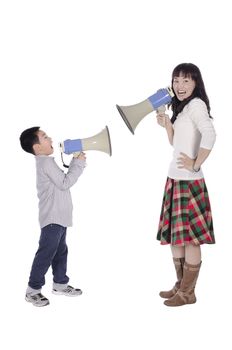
[20, 127, 40, 155]
[170, 63, 212, 124]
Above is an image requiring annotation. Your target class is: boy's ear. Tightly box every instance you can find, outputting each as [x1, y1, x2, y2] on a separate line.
[33, 143, 40, 155]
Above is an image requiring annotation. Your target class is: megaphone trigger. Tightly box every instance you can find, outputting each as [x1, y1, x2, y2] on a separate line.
[157, 105, 166, 114]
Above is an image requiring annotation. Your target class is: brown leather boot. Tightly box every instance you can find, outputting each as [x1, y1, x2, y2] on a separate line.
[164, 261, 202, 307]
[159, 257, 185, 299]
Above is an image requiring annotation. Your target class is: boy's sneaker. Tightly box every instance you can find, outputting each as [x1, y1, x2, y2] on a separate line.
[25, 293, 50, 307]
[52, 285, 82, 297]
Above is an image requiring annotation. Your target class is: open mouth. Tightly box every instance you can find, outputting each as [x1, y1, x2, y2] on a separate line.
[178, 90, 186, 97]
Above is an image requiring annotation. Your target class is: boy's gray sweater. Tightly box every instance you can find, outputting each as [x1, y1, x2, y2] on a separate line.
[35, 155, 85, 228]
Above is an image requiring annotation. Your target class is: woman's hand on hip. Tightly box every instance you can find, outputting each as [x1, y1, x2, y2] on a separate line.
[177, 152, 195, 171]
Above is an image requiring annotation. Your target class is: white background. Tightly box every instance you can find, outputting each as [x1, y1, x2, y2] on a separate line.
[0, 0, 231, 349]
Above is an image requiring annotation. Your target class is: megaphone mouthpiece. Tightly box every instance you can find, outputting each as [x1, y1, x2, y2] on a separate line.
[61, 139, 83, 155]
[148, 87, 174, 109]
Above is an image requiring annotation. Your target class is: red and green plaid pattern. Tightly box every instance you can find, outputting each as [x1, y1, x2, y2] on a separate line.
[157, 177, 215, 246]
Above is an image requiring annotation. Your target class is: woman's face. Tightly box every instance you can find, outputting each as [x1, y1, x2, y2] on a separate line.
[172, 74, 196, 101]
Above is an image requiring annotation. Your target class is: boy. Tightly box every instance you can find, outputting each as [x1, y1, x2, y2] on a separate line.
[20, 127, 86, 307]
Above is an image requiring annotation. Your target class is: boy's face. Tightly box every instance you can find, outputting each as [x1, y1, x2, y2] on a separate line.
[34, 130, 53, 155]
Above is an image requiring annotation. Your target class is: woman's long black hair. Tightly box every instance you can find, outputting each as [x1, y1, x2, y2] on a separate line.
[170, 63, 212, 124]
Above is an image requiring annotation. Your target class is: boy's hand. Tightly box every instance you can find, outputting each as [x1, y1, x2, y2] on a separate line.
[73, 152, 86, 160]
[78, 152, 86, 160]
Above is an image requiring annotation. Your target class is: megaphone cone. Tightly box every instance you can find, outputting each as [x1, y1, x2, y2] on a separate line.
[60, 126, 112, 156]
[116, 87, 174, 134]
[81, 126, 112, 156]
[116, 99, 153, 134]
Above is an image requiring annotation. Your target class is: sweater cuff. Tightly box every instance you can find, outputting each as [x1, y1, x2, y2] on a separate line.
[72, 158, 86, 168]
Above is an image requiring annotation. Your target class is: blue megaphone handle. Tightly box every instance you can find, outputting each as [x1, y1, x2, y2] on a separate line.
[63, 139, 83, 155]
[148, 88, 172, 109]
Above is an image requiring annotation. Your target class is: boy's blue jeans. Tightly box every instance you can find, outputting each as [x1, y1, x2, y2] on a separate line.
[28, 224, 69, 290]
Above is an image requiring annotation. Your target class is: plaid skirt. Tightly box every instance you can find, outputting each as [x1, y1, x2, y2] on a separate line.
[157, 177, 215, 246]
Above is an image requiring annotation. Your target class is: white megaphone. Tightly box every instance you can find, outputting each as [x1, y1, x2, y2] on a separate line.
[59, 126, 112, 166]
[116, 87, 174, 134]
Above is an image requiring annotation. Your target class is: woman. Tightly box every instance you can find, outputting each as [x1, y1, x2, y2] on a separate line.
[156, 63, 216, 307]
